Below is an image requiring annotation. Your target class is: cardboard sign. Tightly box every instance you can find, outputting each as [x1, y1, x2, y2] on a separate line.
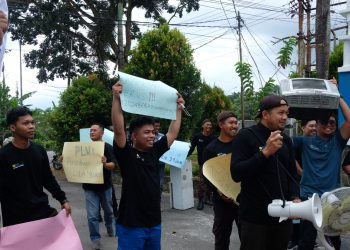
[203, 153, 240, 204]
[118, 72, 178, 120]
[62, 141, 104, 184]
[160, 140, 190, 168]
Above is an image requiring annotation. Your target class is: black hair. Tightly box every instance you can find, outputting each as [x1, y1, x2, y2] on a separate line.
[6, 106, 33, 126]
[153, 118, 160, 124]
[91, 122, 105, 131]
[300, 119, 315, 127]
[129, 116, 155, 134]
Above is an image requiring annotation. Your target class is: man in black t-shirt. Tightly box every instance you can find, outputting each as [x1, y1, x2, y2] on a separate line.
[111, 82, 184, 250]
[84, 123, 117, 250]
[0, 107, 71, 227]
[203, 111, 239, 250]
[343, 149, 350, 175]
[188, 119, 216, 210]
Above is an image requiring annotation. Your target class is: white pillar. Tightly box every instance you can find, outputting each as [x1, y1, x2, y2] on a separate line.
[338, 0, 350, 72]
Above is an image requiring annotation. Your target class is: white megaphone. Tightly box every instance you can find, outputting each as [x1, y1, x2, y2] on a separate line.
[268, 193, 323, 229]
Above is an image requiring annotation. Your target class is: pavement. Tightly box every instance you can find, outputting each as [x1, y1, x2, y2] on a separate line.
[50, 169, 350, 250]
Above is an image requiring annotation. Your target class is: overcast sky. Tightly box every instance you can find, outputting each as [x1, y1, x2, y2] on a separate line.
[3, 0, 348, 109]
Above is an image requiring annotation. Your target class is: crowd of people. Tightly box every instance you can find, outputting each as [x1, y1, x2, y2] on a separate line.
[0, 10, 350, 249]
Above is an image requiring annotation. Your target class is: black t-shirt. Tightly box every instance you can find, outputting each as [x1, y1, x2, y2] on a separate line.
[83, 142, 116, 191]
[113, 136, 169, 227]
[343, 151, 350, 167]
[0, 142, 67, 226]
[203, 138, 239, 207]
[188, 132, 216, 166]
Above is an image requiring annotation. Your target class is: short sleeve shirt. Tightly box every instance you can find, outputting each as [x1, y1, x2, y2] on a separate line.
[113, 136, 169, 227]
[294, 131, 347, 197]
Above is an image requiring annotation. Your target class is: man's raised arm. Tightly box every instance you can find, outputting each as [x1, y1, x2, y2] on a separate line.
[166, 95, 184, 148]
[112, 82, 126, 148]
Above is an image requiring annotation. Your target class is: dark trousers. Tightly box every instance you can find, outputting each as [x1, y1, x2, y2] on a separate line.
[239, 220, 292, 250]
[111, 184, 118, 218]
[290, 222, 300, 244]
[298, 220, 341, 250]
[213, 200, 239, 250]
[198, 166, 209, 199]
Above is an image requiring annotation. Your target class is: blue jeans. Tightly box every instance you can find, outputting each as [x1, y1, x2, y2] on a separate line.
[116, 223, 161, 250]
[85, 188, 114, 241]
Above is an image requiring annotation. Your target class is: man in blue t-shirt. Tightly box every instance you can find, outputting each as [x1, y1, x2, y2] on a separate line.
[294, 94, 350, 250]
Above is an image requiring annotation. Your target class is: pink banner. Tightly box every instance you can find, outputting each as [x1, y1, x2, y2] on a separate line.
[0, 210, 83, 250]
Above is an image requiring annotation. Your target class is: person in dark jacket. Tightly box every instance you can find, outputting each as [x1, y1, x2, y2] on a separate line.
[0, 106, 71, 227]
[188, 119, 216, 210]
[230, 95, 300, 250]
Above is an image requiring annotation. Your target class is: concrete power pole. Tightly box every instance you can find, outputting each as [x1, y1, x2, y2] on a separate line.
[315, 0, 330, 79]
[117, 0, 124, 71]
[305, 0, 312, 77]
[238, 12, 245, 129]
[297, 0, 306, 76]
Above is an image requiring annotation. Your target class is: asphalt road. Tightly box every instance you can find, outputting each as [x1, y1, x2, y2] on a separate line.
[50, 168, 350, 250]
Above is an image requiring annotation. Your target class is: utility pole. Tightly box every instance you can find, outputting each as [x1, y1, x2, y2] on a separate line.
[315, 0, 330, 79]
[238, 11, 245, 128]
[305, 0, 311, 77]
[19, 39, 22, 105]
[297, 0, 305, 76]
[67, 38, 72, 87]
[117, 0, 124, 71]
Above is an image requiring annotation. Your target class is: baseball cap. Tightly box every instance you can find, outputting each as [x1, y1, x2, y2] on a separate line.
[255, 95, 288, 118]
[217, 111, 237, 123]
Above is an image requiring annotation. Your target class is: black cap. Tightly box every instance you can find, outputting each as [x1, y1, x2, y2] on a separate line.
[217, 111, 237, 123]
[256, 95, 288, 118]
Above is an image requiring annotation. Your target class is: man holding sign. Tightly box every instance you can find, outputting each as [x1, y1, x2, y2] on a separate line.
[112, 81, 183, 250]
[84, 123, 116, 250]
[0, 107, 71, 227]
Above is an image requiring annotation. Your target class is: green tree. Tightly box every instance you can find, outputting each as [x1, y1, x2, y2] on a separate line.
[329, 42, 343, 80]
[196, 83, 232, 132]
[49, 74, 112, 152]
[124, 23, 203, 139]
[0, 81, 35, 142]
[9, 0, 199, 83]
[32, 108, 56, 150]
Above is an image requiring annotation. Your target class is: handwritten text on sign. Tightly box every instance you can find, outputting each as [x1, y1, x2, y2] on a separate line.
[160, 140, 190, 168]
[118, 72, 178, 120]
[62, 141, 104, 184]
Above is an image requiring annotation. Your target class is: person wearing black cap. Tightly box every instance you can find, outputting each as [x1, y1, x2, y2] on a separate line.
[203, 111, 240, 250]
[188, 118, 216, 210]
[230, 95, 300, 250]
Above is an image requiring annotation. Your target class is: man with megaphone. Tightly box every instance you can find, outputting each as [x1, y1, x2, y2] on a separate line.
[230, 95, 300, 250]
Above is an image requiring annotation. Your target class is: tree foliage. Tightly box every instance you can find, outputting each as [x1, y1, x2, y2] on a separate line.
[277, 37, 297, 69]
[48, 74, 112, 152]
[124, 23, 203, 139]
[9, 0, 199, 83]
[329, 42, 343, 80]
[0, 81, 35, 142]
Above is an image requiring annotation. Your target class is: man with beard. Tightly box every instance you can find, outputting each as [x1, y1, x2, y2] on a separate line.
[188, 119, 216, 210]
[203, 111, 240, 250]
[230, 95, 300, 250]
[294, 91, 350, 250]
